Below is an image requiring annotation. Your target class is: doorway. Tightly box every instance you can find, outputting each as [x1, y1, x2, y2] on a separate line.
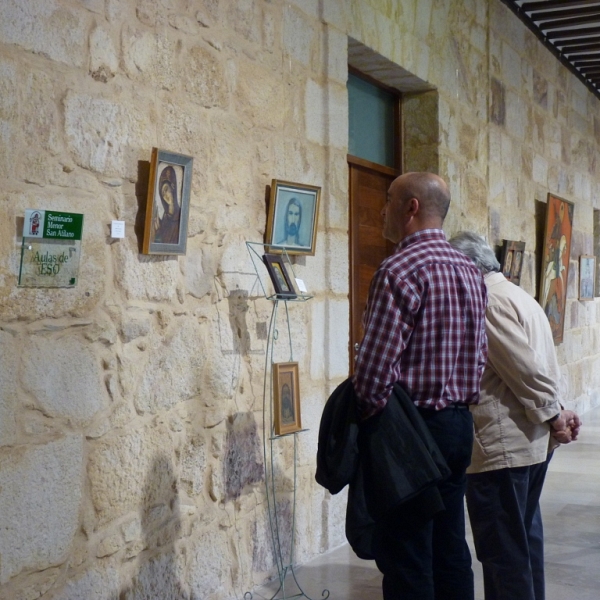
[347, 70, 401, 372]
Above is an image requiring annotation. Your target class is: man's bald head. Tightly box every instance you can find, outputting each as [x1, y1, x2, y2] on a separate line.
[392, 172, 450, 220]
[382, 172, 451, 243]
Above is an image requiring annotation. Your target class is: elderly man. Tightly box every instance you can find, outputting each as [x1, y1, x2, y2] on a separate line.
[353, 173, 488, 600]
[449, 231, 581, 600]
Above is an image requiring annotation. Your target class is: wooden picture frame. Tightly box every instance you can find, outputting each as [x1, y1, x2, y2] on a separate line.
[142, 148, 193, 255]
[263, 253, 297, 299]
[579, 255, 596, 301]
[273, 362, 301, 436]
[538, 193, 574, 344]
[265, 179, 321, 256]
[500, 240, 526, 286]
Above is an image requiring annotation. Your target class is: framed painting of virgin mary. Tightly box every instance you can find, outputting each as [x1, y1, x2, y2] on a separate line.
[142, 148, 193, 255]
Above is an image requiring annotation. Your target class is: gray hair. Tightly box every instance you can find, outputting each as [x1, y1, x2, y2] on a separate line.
[448, 231, 500, 274]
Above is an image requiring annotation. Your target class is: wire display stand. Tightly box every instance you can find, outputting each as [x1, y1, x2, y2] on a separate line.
[245, 242, 329, 600]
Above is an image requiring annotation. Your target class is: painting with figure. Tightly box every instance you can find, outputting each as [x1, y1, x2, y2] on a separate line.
[500, 240, 525, 286]
[143, 148, 193, 255]
[265, 180, 321, 256]
[273, 362, 301, 435]
[538, 194, 574, 344]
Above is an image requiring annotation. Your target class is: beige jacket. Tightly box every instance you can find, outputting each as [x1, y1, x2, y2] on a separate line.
[468, 272, 561, 474]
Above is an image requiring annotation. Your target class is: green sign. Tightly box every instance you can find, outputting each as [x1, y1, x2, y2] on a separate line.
[19, 209, 84, 288]
[24, 209, 83, 240]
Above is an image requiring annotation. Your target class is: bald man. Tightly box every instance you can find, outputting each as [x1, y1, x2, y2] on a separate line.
[353, 172, 488, 600]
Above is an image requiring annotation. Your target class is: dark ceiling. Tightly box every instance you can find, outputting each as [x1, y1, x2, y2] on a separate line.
[501, 0, 600, 100]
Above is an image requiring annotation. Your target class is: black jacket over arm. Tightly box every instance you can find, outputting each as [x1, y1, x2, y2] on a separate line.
[316, 379, 450, 559]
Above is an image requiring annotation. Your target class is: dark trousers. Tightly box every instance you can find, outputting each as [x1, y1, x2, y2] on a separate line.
[466, 453, 552, 600]
[373, 406, 475, 600]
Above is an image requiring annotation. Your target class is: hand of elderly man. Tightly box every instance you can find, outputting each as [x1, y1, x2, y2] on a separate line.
[550, 410, 582, 444]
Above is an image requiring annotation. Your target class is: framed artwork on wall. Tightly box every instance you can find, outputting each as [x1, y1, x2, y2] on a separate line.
[538, 193, 574, 344]
[265, 179, 321, 256]
[263, 253, 297, 299]
[142, 148, 193, 255]
[273, 362, 302, 436]
[579, 255, 596, 301]
[500, 240, 526, 286]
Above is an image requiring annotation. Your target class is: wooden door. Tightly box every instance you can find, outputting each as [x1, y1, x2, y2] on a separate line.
[349, 155, 398, 372]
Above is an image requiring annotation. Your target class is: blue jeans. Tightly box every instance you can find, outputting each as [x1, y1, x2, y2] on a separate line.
[466, 454, 552, 600]
[373, 405, 475, 600]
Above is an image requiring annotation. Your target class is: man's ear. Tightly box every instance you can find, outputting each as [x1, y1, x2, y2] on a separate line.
[407, 197, 419, 217]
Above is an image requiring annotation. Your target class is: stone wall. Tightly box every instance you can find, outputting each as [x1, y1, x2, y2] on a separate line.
[0, 1, 599, 599]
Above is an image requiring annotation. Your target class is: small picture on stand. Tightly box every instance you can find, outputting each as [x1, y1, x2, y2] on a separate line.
[500, 240, 526, 286]
[263, 253, 297, 299]
[273, 362, 302, 436]
[579, 255, 596, 301]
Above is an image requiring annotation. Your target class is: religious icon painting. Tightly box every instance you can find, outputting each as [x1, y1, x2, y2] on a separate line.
[500, 240, 526, 286]
[142, 148, 193, 255]
[538, 193, 574, 344]
[265, 179, 321, 256]
[263, 253, 297, 299]
[273, 362, 302, 436]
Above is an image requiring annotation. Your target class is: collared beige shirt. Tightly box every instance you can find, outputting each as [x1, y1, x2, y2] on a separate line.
[468, 271, 561, 473]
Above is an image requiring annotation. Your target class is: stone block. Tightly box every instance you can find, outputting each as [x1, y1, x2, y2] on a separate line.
[305, 80, 348, 149]
[88, 426, 174, 524]
[133, 318, 207, 414]
[64, 91, 153, 179]
[89, 26, 119, 82]
[0, 566, 61, 600]
[0, 0, 87, 67]
[122, 551, 188, 600]
[54, 566, 120, 600]
[226, 0, 260, 43]
[96, 531, 123, 557]
[113, 238, 179, 302]
[310, 301, 325, 380]
[180, 435, 207, 497]
[223, 411, 263, 500]
[284, 5, 315, 67]
[0, 436, 84, 583]
[532, 154, 548, 186]
[120, 308, 153, 343]
[185, 45, 230, 109]
[327, 299, 349, 379]
[236, 60, 284, 130]
[187, 532, 230, 598]
[121, 24, 157, 77]
[22, 334, 106, 426]
[323, 25, 348, 84]
[0, 330, 18, 446]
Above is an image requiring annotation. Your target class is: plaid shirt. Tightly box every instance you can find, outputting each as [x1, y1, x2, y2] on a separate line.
[353, 229, 488, 418]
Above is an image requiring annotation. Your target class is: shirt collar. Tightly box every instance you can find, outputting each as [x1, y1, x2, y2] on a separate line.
[484, 271, 505, 287]
[397, 228, 447, 251]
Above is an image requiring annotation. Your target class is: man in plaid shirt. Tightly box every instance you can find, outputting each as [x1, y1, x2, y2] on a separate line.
[353, 172, 488, 600]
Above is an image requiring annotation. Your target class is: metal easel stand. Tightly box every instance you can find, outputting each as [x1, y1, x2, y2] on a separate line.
[244, 242, 329, 600]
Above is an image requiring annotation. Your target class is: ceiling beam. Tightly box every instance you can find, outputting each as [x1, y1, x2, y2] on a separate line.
[539, 13, 600, 31]
[522, 0, 600, 11]
[546, 25, 600, 39]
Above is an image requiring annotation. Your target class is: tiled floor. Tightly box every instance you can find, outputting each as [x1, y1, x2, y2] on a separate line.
[251, 404, 600, 599]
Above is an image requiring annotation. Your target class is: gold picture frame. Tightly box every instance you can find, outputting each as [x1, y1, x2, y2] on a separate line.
[263, 253, 297, 299]
[273, 362, 302, 436]
[142, 148, 193, 255]
[265, 179, 321, 256]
